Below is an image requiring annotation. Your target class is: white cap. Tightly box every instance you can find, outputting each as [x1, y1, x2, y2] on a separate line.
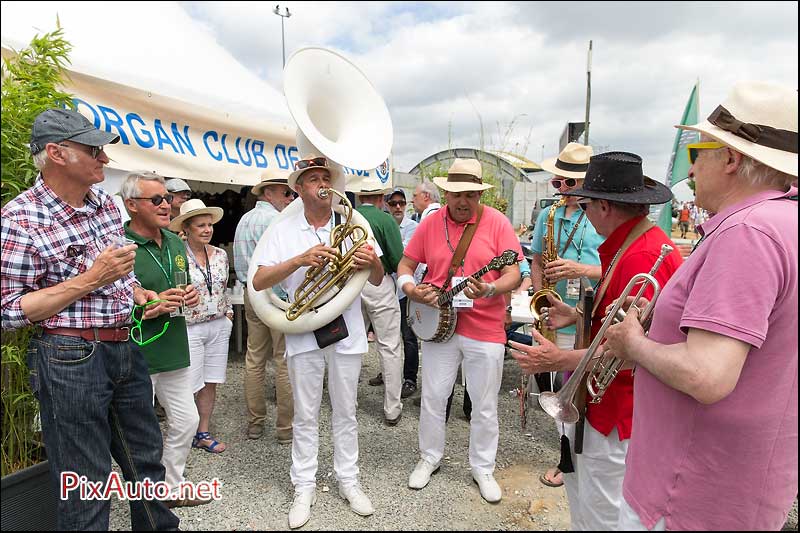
[165, 178, 191, 193]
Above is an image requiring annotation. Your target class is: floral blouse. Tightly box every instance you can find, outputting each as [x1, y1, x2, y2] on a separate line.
[184, 245, 232, 325]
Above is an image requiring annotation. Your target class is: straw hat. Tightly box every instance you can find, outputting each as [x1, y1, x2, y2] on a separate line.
[432, 159, 493, 192]
[677, 81, 797, 177]
[562, 152, 673, 205]
[168, 199, 223, 232]
[540, 142, 594, 180]
[252, 168, 290, 196]
[287, 152, 345, 192]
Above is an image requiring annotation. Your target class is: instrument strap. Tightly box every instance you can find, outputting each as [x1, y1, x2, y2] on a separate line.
[591, 217, 653, 316]
[444, 205, 483, 290]
[560, 211, 586, 255]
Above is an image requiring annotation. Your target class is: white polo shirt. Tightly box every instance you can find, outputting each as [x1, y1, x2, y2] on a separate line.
[256, 208, 382, 357]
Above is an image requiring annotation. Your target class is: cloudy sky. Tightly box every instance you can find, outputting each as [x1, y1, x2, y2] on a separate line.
[3, 1, 797, 200]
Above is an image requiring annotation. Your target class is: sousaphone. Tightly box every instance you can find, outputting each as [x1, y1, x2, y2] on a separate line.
[247, 47, 393, 334]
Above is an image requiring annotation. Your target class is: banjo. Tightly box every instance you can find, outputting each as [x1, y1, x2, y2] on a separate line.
[407, 250, 519, 343]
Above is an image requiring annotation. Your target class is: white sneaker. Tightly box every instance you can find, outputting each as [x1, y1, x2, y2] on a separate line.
[338, 483, 374, 516]
[288, 489, 316, 529]
[472, 471, 502, 503]
[408, 458, 440, 489]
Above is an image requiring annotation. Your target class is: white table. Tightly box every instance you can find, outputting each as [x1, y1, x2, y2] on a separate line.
[510, 291, 536, 324]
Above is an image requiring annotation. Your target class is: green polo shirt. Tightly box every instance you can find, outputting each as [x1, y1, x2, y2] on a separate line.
[124, 222, 191, 374]
[356, 204, 404, 274]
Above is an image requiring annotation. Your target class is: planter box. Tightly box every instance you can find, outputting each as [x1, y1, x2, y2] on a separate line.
[1, 460, 58, 531]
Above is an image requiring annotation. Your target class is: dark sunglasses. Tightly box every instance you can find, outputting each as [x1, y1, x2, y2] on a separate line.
[58, 143, 104, 159]
[131, 194, 174, 206]
[577, 198, 593, 211]
[551, 178, 578, 189]
[387, 200, 406, 207]
[284, 190, 298, 198]
[131, 300, 170, 346]
[294, 156, 328, 171]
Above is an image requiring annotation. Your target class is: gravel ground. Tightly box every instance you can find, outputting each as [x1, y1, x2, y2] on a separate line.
[110, 342, 798, 531]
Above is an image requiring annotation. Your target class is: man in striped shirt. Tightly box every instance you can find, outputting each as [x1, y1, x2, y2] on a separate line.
[1, 108, 179, 530]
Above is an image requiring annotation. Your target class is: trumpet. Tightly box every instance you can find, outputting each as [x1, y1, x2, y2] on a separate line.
[538, 244, 673, 424]
[286, 187, 369, 321]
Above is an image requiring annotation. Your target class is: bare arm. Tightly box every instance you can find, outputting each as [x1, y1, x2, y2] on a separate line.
[530, 252, 543, 292]
[20, 244, 138, 323]
[508, 329, 587, 373]
[251, 243, 338, 291]
[603, 309, 750, 404]
[397, 255, 438, 305]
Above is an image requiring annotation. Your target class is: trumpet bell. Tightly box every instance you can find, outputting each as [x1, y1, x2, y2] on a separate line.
[284, 47, 393, 171]
[538, 391, 580, 424]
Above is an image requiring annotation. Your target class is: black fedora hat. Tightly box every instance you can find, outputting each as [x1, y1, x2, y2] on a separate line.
[561, 151, 673, 205]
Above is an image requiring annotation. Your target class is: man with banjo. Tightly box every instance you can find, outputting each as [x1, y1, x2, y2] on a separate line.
[397, 158, 523, 503]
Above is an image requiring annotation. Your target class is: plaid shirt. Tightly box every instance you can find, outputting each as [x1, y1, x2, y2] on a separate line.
[232, 200, 287, 298]
[1, 176, 136, 329]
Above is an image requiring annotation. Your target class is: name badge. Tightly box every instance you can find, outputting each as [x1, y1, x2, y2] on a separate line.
[207, 300, 218, 316]
[450, 277, 474, 309]
[566, 277, 580, 299]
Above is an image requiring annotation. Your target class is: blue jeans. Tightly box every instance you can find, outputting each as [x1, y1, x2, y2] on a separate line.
[28, 332, 179, 531]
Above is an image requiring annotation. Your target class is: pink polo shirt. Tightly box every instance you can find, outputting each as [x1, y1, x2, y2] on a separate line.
[404, 205, 522, 344]
[623, 187, 798, 531]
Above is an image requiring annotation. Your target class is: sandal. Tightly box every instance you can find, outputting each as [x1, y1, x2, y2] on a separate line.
[192, 431, 227, 454]
[539, 467, 564, 488]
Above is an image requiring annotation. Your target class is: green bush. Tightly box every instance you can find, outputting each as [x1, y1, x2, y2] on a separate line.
[1, 26, 73, 476]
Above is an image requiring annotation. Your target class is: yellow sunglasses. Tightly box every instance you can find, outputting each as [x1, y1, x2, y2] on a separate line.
[687, 142, 726, 164]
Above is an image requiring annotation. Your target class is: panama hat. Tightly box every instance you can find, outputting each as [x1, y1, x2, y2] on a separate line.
[432, 158, 493, 192]
[168, 199, 223, 232]
[346, 173, 393, 196]
[562, 152, 673, 205]
[252, 168, 291, 196]
[540, 142, 594, 180]
[677, 81, 797, 177]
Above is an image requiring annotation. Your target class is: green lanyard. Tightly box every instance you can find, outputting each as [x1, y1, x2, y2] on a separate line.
[143, 244, 173, 285]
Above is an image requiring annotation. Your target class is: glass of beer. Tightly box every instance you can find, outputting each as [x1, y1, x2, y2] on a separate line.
[172, 270, 188, 317]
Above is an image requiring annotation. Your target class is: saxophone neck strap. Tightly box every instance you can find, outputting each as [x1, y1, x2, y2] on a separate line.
[591, 217, 653, 316]
[445, 205, 484, 289]
[561, 211, 586, 254]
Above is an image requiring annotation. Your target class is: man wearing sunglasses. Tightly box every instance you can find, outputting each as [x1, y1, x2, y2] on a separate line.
[1, 108, 181, 530]
[233, 169, 296, 444]
[603, 82, 798, 531]
[166, 178, 193, 221]
[121, 171, 209, 509]
[252, 153, 383, 528]
[510, 151, 682, 530]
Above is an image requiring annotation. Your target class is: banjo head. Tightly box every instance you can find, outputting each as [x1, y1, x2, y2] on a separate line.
[407, 300, 441, 340]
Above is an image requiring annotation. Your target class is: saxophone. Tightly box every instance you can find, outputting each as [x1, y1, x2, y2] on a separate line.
[529, 197, 567, 343]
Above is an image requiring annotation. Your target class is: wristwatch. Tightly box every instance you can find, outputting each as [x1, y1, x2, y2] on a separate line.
[506, 305, 513, 314]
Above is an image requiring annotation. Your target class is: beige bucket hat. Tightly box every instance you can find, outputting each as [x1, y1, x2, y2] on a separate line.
[433, 158, 493, 192]
[677, 81, 797, 177]
[540, 142, 594, 180]
[168, 199, 223, 232]
[252, 168, 291, 196]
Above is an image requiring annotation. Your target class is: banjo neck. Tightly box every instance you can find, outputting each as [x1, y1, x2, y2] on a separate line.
[438, 264, 493, 305]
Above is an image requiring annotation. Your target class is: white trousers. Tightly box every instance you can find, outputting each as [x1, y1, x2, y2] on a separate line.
[286, 348, 362, 491]
[361, 274, 403, 419]
[562, 421, 628, 531]
[419, 334, 504, 473]
[617, 499, 666, 531]
[150, 366, 200, 494]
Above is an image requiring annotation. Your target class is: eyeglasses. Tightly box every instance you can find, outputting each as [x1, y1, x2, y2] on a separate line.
[551, 178, 578, 189]
[387, 200, 406, 207]
[687, 142, 726, 164]
[131, 194, 174, 206]
[131, 300, 170, 346]
[58, 143, 105, 159]
[294, 157, 328, 171]
[284, 190, 298, 198]
[577, 198, 593, 211]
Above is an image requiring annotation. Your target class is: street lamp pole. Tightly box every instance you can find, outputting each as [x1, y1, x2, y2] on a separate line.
[273, 5, 292, 68]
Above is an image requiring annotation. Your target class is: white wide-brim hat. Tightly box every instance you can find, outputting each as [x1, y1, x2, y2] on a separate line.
[677, 81, 797, 177]
[540, 142, 594, 180]
[433, 158, 494, 192]
[288, 152, 345, 192]
[168, 199, 223, 232]
[252, 168, 291, 196]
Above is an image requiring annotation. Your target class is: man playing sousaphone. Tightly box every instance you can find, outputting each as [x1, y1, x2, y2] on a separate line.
[252, 153, 384, 529]
[509, 152, 683, 530]
[397, 158, 523, 503]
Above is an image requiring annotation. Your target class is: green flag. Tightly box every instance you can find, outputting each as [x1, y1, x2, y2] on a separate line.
[658, 82, 699, 235]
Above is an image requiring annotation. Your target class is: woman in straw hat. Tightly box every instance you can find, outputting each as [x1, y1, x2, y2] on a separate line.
[603, 81, 798, 530]
[169, 199, 231, 454]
